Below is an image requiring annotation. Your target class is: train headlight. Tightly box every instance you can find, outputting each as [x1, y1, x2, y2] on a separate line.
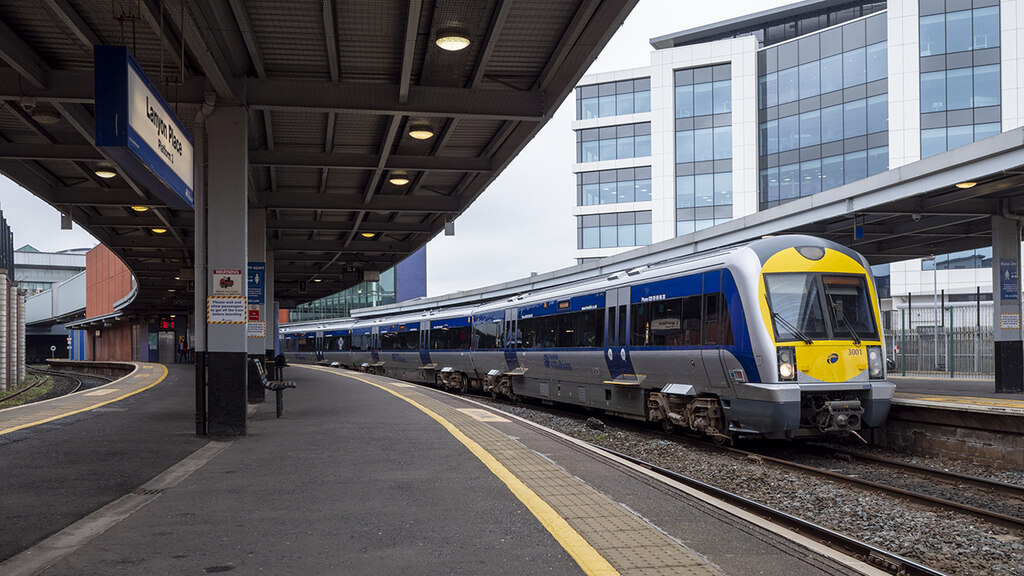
[777, 346, 796, 381]
[867, 345, 884, 379]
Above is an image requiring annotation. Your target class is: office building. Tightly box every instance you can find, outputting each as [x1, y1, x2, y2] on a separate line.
[573, 0, 1011, 300]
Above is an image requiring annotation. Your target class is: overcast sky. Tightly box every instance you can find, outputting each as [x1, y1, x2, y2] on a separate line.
[0, 0, 790, 293]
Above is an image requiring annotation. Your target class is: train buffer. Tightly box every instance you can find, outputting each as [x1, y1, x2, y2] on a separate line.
[251, 358, 296, 418]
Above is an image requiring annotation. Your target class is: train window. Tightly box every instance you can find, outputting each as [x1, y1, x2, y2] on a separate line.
[520, 318, 538, 348]
[577, 309, 604, 347]
[617, 306, 627, 346]
[631, 298, 684, 346]
[556, 314, 576, 348]
[764, 273, 829, 340]
[473, 320, 502, 349]
[703, 293, 734, 345]
[297, 337, 316, 353]
[821, 275, 879, 340]
[682, 295, 702, 345]
[380, 332, 397, 351]
[430, 325, 471, 350]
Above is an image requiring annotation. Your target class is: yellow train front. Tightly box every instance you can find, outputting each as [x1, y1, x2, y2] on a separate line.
[743, 238, 894, 438]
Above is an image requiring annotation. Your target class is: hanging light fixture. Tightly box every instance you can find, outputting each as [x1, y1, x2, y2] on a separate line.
[955, 181, 977, 189]
[94, 162, 117, 179]
[151, 227, 167, 234]
[389, 171, 410, 186]
[131, 206, 149, 212]
[435, 27, 471, 51]
[408, 119, 434, 140]
[360, 232, 377, 238]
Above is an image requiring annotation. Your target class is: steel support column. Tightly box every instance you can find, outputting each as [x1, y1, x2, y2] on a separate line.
[991, 215, 1024, 393]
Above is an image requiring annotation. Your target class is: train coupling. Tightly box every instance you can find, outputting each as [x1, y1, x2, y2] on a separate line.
[816, 399, 863, 432]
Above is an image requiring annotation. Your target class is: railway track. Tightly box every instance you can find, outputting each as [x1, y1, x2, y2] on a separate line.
[750, 443, 1024, 530]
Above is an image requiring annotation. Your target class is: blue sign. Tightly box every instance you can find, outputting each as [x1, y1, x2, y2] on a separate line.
[94, 46, 194, 210]
[248, 262, 265, 305]
[1000, 259, 1018, 301]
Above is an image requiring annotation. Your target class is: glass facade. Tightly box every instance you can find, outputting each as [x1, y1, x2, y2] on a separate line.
[675, 64, 733, 234]
[920, 247, 993, 270]
[577, 211, 653, 249]
[576, 78, 651, 119]
[577, 167, 652, 206]
[758, 12, 888, 209]
[919, 0, 1000, 158]
[666, 1, 886, 49]
[577, 123, 652, 163]
[289, 268, 396, 321]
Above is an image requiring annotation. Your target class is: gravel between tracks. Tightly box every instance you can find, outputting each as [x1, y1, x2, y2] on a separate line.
[477, 399, 1024, 576]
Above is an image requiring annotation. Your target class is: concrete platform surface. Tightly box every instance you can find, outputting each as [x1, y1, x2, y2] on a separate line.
[0, 363, 878, 576]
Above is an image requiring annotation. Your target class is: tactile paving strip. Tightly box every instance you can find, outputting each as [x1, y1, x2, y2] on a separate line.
[363, 375, 723, 576]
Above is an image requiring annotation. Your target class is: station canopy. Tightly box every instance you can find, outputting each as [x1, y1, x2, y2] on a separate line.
[0, 0, 636, 312]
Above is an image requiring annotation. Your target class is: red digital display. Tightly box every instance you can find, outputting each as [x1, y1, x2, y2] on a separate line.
[159, 320, 175, 329]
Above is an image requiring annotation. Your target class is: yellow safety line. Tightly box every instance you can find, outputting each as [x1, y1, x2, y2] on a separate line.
[302, 365, 619, 576]
[0, 364, 169, 437]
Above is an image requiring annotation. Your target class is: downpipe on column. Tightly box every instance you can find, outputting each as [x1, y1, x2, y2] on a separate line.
[194, 93, 216, 436]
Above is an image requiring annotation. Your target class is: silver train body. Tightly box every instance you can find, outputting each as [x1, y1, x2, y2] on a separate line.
[281, 236, 894, 440]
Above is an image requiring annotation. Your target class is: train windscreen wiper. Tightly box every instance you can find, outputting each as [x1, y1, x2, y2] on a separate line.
[823, 284, 861, 345]
[770, 310, 813, 345]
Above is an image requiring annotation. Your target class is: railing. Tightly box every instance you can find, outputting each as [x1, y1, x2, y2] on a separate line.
[883, 302, 995, 379]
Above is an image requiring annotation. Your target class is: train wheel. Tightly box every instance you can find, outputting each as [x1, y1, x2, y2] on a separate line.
[458, 375, 469, 394]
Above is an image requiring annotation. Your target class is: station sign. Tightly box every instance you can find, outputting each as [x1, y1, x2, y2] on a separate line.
[94, 45, 194, 210]
[212, 268, 243, 297]
[248, 262, 265, 305]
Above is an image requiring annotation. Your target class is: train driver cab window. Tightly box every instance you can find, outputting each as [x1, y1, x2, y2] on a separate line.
[821, 275, 879, 340]
[764, 273, 829, 341]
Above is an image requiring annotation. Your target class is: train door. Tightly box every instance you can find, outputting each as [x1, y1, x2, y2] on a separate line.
[419, 321, 431, 366]
[503, 308, 519, 370]
[604, 287, 637, 379]
[316, 332, 324, 361]
[700, 271, 731, 388]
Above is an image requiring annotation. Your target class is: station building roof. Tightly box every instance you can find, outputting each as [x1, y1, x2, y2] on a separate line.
[0, 0, 637, 313]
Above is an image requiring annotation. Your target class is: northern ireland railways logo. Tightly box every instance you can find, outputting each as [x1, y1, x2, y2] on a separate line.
[827, 353, 839, 364]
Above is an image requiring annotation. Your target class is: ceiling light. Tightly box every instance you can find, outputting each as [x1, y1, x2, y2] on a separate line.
[389, 171, 410, 186]
[955, 181, 977, 189]
[408, 120, 434, 140]
[131, 206, 149, 212]
[170, 314, 176, 318]
[32, 108, 61, 125]
[151, 227, 167, 234]
[94, 162, 117, 179]
[435, 28, 471, 51]
[313, 278, 322, 283]
[360, 232, 377, 238]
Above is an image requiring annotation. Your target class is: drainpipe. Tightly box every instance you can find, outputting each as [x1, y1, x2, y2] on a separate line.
[194, 93, 216, 436]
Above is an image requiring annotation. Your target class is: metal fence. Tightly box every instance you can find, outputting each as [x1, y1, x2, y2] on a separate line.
[883, 301, 995, 379]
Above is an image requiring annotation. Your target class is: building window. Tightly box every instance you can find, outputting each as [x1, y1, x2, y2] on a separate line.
[921, 247, 993, 270]
[576, 78, 651, 120]
[576, 123, 651, 163]
[577, 167, 652, 206]
[919, 3, 1000, 158]
[577, 211, 653, 249]
[757, 12, 888, 210]
[676, 63, 732, 236]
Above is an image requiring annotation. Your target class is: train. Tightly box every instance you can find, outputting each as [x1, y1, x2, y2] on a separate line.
[281, 235, 894, 441]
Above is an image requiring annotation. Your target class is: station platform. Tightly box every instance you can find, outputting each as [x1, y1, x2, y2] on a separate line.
[0, 363, 881, 576]
[890, 376, 1024, 415]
